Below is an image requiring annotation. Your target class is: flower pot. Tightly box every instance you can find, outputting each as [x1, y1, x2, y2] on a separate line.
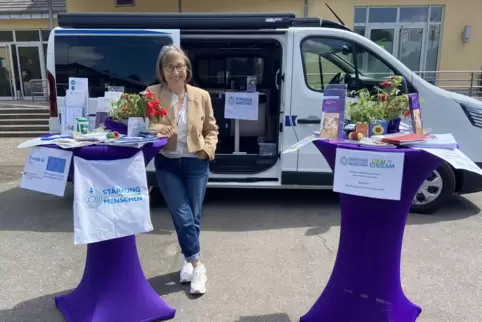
[104, 117, 128, 135]
[387, 118, 401, 134]
[127, 117, 147, 137]
[369, 119, 389, 137]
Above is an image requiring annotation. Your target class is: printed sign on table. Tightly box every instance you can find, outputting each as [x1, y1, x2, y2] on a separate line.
[224, 91, 259, 120]
[333, 148, 405, 200]
[20, 147, 73, 197]
[73, 151, 152, 245]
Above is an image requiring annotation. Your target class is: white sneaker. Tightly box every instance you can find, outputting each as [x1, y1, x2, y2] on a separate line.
[180, 260, 193, 284]
[190, 265, 207, 295]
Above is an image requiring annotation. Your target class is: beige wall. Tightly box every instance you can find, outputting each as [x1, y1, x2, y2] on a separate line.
[67, 0, 303, 15]
[66, 0, 481, 72]
[0, 18, 56, 30]
[309, 1, 482, 72]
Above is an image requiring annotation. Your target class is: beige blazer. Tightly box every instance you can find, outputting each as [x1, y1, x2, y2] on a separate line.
[147, 83, 219, 160]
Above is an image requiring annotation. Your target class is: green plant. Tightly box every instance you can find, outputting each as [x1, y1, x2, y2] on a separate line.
[110, 89, 163, 121]
[346, 75, 410, 123]
[346, 88, 385, 124]
[377, 76, 410, 120]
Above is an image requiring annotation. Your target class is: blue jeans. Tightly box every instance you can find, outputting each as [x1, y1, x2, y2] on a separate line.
[154, 155, 209, 263]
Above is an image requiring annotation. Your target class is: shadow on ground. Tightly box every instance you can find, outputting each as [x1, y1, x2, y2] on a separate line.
[0, 185, 479, 236]
[0, 271, 289, 322]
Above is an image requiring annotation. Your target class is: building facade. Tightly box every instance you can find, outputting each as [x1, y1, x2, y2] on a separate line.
[1, 0, 480, 99]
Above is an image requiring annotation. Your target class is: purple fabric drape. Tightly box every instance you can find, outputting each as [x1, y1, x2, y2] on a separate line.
[50, 139, 176, 321]
[300, 140, 441, 322]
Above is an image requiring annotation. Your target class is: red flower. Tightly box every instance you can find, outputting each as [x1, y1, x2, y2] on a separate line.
[381, 81, 392, 87]
[404, 111, 410, 117]
[380, 95, 387, 102]
[144, 89, 157, 100]
[159, 108, 168, 117]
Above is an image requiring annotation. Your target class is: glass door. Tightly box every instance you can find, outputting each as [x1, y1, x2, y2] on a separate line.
[398, 26, 426, 73]
[15, 44, 45, 98]
[367, 26, 399, 56]
[366, 26, 399, 79]
[0, 45, 15, 99]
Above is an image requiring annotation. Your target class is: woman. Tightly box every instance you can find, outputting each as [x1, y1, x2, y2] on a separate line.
[147, 46, 218, 295]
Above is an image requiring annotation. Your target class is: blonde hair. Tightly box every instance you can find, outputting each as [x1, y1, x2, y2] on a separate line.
[156, 45, 192, 83]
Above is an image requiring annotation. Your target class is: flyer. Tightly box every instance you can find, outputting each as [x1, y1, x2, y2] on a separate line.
[320, 84, 346, 139]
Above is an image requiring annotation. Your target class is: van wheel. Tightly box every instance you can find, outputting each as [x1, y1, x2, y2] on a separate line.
[410, 162, 456, 215]
[149, 186, 164, 207]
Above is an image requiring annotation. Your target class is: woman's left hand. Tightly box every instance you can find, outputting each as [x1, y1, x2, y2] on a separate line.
[197, 150, 209, 160]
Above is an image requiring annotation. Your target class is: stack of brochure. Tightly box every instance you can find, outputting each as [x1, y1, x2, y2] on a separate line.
[371, 133, 457, 150]
[398, 133, 457, 150]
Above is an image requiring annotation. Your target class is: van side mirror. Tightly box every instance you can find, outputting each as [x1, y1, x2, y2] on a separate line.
[341, 45, 351, 56]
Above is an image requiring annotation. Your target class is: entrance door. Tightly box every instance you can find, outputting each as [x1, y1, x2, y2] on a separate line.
[15, 44, 45, 98]
[0, 45, 15, 99]
[398, 26, 426, 73]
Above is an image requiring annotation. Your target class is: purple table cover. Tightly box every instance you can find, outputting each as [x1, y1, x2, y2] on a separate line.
[301, 140, 441, 322]
[48, 138, 176, 322]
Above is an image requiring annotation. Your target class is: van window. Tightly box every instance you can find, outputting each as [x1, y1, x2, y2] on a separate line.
[301, 37, 396, 92]
[195, 56, 264, 89]
[55, 35, 172, 97]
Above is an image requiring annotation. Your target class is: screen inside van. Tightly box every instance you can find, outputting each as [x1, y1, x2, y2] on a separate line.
[54, 35, 172, 97]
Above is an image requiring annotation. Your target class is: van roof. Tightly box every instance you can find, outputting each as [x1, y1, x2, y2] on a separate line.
[57, 12, 351, 32]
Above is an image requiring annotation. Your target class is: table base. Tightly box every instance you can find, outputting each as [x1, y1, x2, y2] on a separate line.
[300, 286, 420, 322]
[55, 236, 175, 322]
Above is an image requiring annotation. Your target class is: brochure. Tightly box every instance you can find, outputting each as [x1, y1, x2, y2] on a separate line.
[408, 93, 423, 135]
[320, 84, 346, 139]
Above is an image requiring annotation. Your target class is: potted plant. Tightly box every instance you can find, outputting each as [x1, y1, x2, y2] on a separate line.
[109, 89, 166, 136]
[377, 75, 410, 134]
[345, 87, 385, 138]
[346, 75, 410, 138]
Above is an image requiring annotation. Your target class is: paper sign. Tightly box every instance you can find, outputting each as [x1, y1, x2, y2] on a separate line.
[320, 84, 346, 139]
[21, 147, 73, 197]
[97, 97, 114, 113]
[416, 148, 482, 176]
[127, 117, 147, 137]
[104, 91, 123, 100]
[283, 135, 321, 154]
[225, 92, 259, 120]
[65, 90, 86, 109]
[69, 77, 88, 92]
[333, 148, 405, 200]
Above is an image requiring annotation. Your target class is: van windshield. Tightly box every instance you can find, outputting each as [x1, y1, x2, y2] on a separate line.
[54, 34, 172, 97]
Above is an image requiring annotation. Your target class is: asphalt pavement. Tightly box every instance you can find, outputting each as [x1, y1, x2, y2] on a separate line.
[0, 138, 481, 322]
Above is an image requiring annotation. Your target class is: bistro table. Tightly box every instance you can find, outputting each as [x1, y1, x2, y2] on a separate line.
[49, 138, 176, 322]
[300, 139, 441, 322]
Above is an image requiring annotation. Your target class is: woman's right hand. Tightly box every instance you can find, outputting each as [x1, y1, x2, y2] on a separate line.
[151, 124, 176, 138]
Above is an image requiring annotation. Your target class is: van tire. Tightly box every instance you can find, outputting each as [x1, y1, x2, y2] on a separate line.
[149, 186, 165, 207]
[410, 162, 456, 215]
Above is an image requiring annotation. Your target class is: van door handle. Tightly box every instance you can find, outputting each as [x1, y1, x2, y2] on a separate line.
[297, 117, 321, 124]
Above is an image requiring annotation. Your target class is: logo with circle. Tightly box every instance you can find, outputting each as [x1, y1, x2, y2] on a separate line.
[83, 187, 103, 208]
[340, 156, 348, 166]
[228, 96, 236, 105]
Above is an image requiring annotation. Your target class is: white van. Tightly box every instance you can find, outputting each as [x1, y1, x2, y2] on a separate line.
[46, 12, 482, 214]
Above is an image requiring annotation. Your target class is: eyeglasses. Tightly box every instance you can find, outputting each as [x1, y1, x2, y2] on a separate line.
[164, 64, 186, 73]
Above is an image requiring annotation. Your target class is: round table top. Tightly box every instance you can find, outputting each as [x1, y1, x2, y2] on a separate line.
[44, 137, 168, 161]
[314, 139, 417, 154]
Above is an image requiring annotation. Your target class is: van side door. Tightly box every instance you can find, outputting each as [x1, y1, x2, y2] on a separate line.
[286, 27, 414, 186]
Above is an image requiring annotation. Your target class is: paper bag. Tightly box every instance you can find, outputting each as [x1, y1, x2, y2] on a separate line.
[73, 151, 152, 244]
